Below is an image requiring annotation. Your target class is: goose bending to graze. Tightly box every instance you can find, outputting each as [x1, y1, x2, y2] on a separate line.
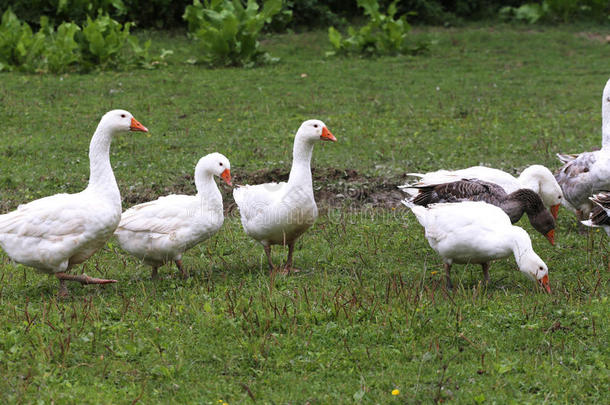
[581, 192, 610, 235]
[555, 78, 610, 219]
[403, 165, 562, 218]
[0, 110, 148, 296]
[402, 179, 556, 245]
[115, 153, 231, 279]
[233, 120, 336, 274]
[403, 200, 551, 293]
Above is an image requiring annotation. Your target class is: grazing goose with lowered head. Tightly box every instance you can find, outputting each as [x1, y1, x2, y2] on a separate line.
[0, 110, 148, 296]
[403, 200, 551, 293]
[402, 179, 556, 245]
[555, 77, 610, 219]
[581, 192, 610, 235]
[114, 153, 232, 279]
[403, 165, 562, 218]
[233, 120, 336, 274]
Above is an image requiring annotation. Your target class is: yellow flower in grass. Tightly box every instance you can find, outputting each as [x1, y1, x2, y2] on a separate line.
[392, 389, 400, 396]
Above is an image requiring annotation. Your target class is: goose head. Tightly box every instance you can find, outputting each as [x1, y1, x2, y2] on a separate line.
[518, 165, 562, 218]
[296, 119, 336, 143]
[518, 251, 551, 293]
[98, 109, 148, 134]
[529, 209, 556, 246]
[196, 152, 232, 186]
[507, 189, 556, 245]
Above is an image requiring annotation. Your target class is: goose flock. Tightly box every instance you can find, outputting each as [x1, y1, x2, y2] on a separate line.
[0, 78, 608, 296]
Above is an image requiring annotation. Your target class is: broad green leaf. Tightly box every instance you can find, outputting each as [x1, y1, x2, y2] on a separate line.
[262, 0, 282, 20]
[328, 27, 342, 50]
[221, 15, 238, 41]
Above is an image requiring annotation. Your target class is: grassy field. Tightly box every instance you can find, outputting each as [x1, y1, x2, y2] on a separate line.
[0, 24, 609, 403]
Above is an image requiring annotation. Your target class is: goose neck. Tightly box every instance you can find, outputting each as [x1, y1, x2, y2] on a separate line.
[86, 125, 119, 200]
[602, 117, 610, 150]
[196, 173, 223, 210]
[510, 227, 534, 268]
[503, 189, 541, 217]
[602, 82, 610, 149]
[287, 137, 314, 188]
[499, 198, 524, 223]
[516, 168, 540, 193]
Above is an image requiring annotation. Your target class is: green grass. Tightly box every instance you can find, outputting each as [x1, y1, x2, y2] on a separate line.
[0, 24, 609, 403]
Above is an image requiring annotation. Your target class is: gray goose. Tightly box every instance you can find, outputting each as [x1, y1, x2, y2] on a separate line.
[555, 77, 610, 220]
[407, 179, 556, 245]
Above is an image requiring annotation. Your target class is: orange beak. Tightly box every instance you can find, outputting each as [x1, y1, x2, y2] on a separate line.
[130, 117, 148, 132]
[545, 229, 555, 246]
[321, 126, 337, 142]
[221, 168, 232, 186]
[550, 204, 560, 219]
[538, 274, 551, 293]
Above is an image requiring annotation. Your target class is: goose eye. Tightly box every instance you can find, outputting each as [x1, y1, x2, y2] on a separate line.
[313, 124, 318, 128]
[539, 266, 543, 270]
[120, 114, 126, 118]
[607, 97, 610, 102]
[219, 162, 223, 166]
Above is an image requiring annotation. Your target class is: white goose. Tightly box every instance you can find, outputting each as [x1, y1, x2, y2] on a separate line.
[402, 179, 556, 245]
[114, 153, 231, 279]
[233, 120, 336, 273]
[555, 77, 610, 219]
[0, 110, 148, 296]
[403, 165, 562, 218]
[403, 200, 551, 293]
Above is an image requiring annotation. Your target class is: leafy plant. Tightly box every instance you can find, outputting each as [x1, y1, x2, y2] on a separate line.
[327, 0, 426, 57]
[499, 2, 548, 23]
[547, 0, 609, 21]
[499, 2, 550, 23]
[183, 0, 282, 67]
[80, 14, 132, 67]
[38, 17, 81, 73]
[0, 9, 160, 73]
[499, 0, 609, 23]
[0, 10, 46, 72]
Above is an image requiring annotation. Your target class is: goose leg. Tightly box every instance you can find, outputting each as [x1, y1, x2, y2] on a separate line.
[151, 267, 159, 280]
[55, 272, 117, 295]
[444, 263, 453, 291]
[481, 262, 490, 284]
[57, 279, 69, 298]
[281, 241, 300, 275]
[264, 245, 274, 273]
[175, 259, 188, 279]
[576, 210, 589, 234]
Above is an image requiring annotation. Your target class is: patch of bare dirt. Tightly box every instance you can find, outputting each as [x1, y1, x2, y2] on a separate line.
[308, 167, 407, 209]
[576, 32, 610, 43]
[122, 167, 409, 212]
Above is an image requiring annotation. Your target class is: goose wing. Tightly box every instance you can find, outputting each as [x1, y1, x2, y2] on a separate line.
[410, 179, 506, 206]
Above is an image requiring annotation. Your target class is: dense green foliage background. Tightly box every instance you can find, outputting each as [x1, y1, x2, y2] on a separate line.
[1, 0, 608, 29]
